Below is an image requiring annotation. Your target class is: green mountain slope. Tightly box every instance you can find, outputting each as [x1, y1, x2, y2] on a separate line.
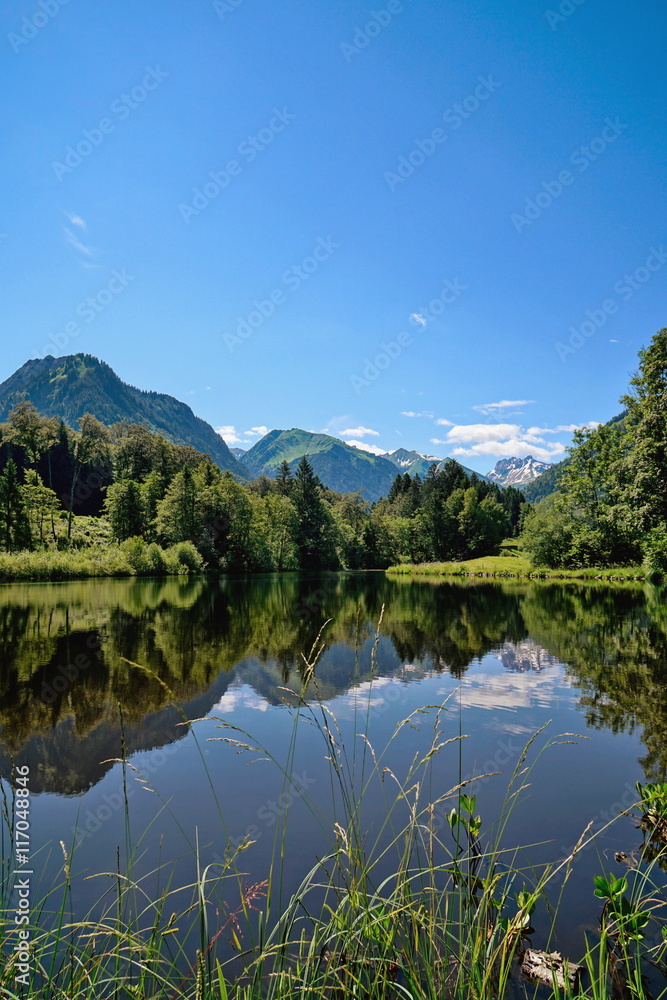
[241, 431, 488, 500]
[241, 429, 402, 501]
[0, 354, 247, 477]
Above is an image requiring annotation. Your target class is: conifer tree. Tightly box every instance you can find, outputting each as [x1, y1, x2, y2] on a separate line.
[275, 460, 294, 496]
[0, 459, 31, 552]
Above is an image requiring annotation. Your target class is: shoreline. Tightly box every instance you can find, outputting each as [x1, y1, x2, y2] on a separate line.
[386, 561, 648, 583]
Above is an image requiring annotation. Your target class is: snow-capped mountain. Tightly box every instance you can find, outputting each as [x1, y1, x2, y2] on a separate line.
[486, 455, 553, 486]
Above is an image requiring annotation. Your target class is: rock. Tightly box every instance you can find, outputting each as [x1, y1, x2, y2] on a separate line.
[521, 949, 584, 990]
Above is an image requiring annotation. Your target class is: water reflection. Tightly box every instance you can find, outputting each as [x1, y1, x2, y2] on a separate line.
[1, 575, 667, 792]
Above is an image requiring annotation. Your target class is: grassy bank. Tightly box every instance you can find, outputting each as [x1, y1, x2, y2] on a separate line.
[0, 538, 203, 582]
[2, 624, 667, 998]
[387, 541, 646, 582]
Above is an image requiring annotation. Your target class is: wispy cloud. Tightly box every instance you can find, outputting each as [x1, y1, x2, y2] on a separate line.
[410, 313, 427, 327]
[339, 426, 379, 438]
[527, 421, 600, 436]
[64, 212, 87, 230]
[63, 225, 97, 259]
[434, 418, 453, 426]
[473, 399, 535, 416]
[401, 410, 434, 418]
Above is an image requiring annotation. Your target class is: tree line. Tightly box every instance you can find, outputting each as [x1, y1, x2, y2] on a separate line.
[0, 402, 527, 571]
[522, 327, 667, 575]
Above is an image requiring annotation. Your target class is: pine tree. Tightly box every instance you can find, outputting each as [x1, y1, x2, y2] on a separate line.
[293, 456, 338, 569]
[275, 460, 294, 496]
[0, 459, 31, 552]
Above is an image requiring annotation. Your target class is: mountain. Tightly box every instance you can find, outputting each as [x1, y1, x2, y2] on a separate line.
[0, 354, 248, 477]
[230, 447, 247, 458]
[385, 448, 488, 482]
[486, 455, 553, 487]
[240, 432, 490, 500]
[240, 429, 406, 501]
[385, 448, 442, 477]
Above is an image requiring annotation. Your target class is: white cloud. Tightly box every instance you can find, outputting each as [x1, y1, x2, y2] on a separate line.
[339, 426, 379, 438]
[451, 441, 565, 462]
[216, 425, 244, 446]
[410, 313, 427, 326]
[401, 410, 434, 418]
[431, 419, 596, 464]
[473, 399, 535, 415]
[446, 423, 527, 444]
[345, 440, 387, 456]
[434, 418, 453, 426]
[248, 426, 269, 437]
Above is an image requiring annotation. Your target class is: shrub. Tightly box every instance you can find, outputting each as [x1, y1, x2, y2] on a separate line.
[642, 525, 667, 580]
[166, 541, 204, 574]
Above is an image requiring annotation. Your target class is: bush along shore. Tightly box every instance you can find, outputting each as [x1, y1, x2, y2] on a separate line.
[3, 623, 667, 999]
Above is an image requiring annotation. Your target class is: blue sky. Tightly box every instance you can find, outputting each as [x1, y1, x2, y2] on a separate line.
[2, 0, 666, 473]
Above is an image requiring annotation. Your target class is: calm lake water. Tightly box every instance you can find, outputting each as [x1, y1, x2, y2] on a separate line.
[1, 572, 667, 966]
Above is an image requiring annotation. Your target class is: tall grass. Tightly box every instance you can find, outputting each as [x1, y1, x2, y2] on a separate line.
[2, 615, 667, 998]
[0, 539, 203, 582]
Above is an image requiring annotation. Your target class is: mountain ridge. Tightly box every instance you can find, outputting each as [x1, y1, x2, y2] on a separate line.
[486, 455, 553, 487]
[0, 354, 248, 477]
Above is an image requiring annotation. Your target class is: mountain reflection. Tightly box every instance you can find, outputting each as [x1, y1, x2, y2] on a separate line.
[495, 640, 561, 673]
[1, 575, 667, 793]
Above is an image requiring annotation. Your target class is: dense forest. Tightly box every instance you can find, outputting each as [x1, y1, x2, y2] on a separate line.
[0, 402, 526, 574]
[522, 327, 667, 575]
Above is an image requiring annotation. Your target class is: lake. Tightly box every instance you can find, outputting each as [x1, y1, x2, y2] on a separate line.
[1, 572, 666, 976]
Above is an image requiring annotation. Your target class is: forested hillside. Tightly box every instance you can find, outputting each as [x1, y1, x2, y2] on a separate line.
[0, 402, 527, 575]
